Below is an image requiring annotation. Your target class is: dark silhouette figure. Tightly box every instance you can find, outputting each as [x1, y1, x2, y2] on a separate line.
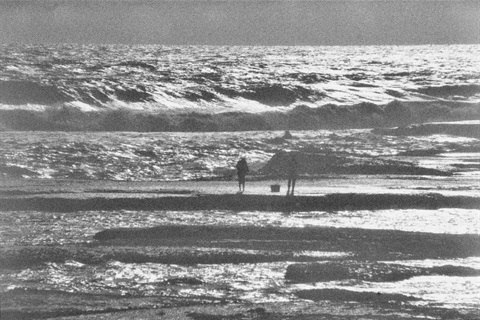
[236, 157, 249, 192]
[286, 153, 298, 196]
[282, 130, 293, 139]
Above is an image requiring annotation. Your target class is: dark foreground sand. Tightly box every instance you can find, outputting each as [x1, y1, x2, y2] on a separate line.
[8, 298, 472, 320]
[3, 192, 480, 213]
[43, 302, 478, 320]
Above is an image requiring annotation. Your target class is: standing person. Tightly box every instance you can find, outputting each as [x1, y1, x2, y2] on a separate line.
[236, 157, 249, 193]
[286, 153, 298, 196]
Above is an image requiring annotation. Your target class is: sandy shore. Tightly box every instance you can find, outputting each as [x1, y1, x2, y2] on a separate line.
[1, 177, 480, 213]
[2, 175, 480, 197]
[2, 177, 480, 320]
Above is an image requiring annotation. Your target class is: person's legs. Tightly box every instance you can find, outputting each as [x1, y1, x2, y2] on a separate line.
[287, 179, 291, 196]
[291, 179, 296, 195]
[239, 174, 245, 192]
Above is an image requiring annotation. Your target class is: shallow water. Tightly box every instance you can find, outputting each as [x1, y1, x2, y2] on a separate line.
[1, 128, 479, 181]
[1, 208, 479, 247]
[292, 270, 480, 309]
[1, 208, 479, 317]
[1, 126, 480, 318]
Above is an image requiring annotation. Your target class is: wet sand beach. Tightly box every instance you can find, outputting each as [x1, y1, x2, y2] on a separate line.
[2, 175, 480, 212]
[1, 177, 480, 320]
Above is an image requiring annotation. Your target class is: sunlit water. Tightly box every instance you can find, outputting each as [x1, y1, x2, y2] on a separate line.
[1, 44, 479, 113]
[1, 127, 480, 317]
[1, 128, 479, 181]
[1, 208, 479, 247]
[1, 208, 479, 313]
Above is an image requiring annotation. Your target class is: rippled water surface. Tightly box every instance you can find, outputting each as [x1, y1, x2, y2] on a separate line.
[1, 208, 480, 247]
[1, 128, 479, 180]
[1, 208, 479, 311]
[1, 126, 480, 318]
[1, 44, 479, 113]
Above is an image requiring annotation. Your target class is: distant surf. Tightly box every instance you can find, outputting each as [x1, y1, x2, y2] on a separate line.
[0, 44, 479, 132]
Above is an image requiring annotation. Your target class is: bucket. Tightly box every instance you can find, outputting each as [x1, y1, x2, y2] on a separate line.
[270, 184, 280, 192]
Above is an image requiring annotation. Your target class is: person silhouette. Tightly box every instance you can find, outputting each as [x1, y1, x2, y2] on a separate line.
[236, 157, 249, 193]
[286, 153, 298, 196]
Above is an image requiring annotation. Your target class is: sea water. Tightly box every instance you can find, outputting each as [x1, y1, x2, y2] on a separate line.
[1, 207, 479, 315]
[1, 129, 480, 318]
[1, 128, 480, 180]
[0, 44, 479, 114]
[1, 43, 480, 318]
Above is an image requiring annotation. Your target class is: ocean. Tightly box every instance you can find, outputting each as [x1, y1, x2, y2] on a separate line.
[0, 44, 479, 131]
[1, 44, 480, 319]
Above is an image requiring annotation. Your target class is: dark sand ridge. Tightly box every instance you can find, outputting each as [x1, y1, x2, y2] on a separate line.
[93, 224, 480, 260]
[2, 224, 479, 269]
[1, 192, 480, 212]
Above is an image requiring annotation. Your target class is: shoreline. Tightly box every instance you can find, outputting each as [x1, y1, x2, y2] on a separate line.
[1, 177, 479, 212]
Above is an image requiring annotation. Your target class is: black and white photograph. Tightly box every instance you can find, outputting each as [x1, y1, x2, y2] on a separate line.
[1, 0, 479, 319]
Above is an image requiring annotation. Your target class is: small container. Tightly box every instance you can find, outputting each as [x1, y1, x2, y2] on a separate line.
[270, 184, 280, 192]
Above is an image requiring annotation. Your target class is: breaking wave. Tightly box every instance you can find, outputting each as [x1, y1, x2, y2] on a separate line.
[1, 100, 479, 132]
[2, 81, 477, 112]
[1, 44, 479, 131]
[414, 84, 480, 99]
